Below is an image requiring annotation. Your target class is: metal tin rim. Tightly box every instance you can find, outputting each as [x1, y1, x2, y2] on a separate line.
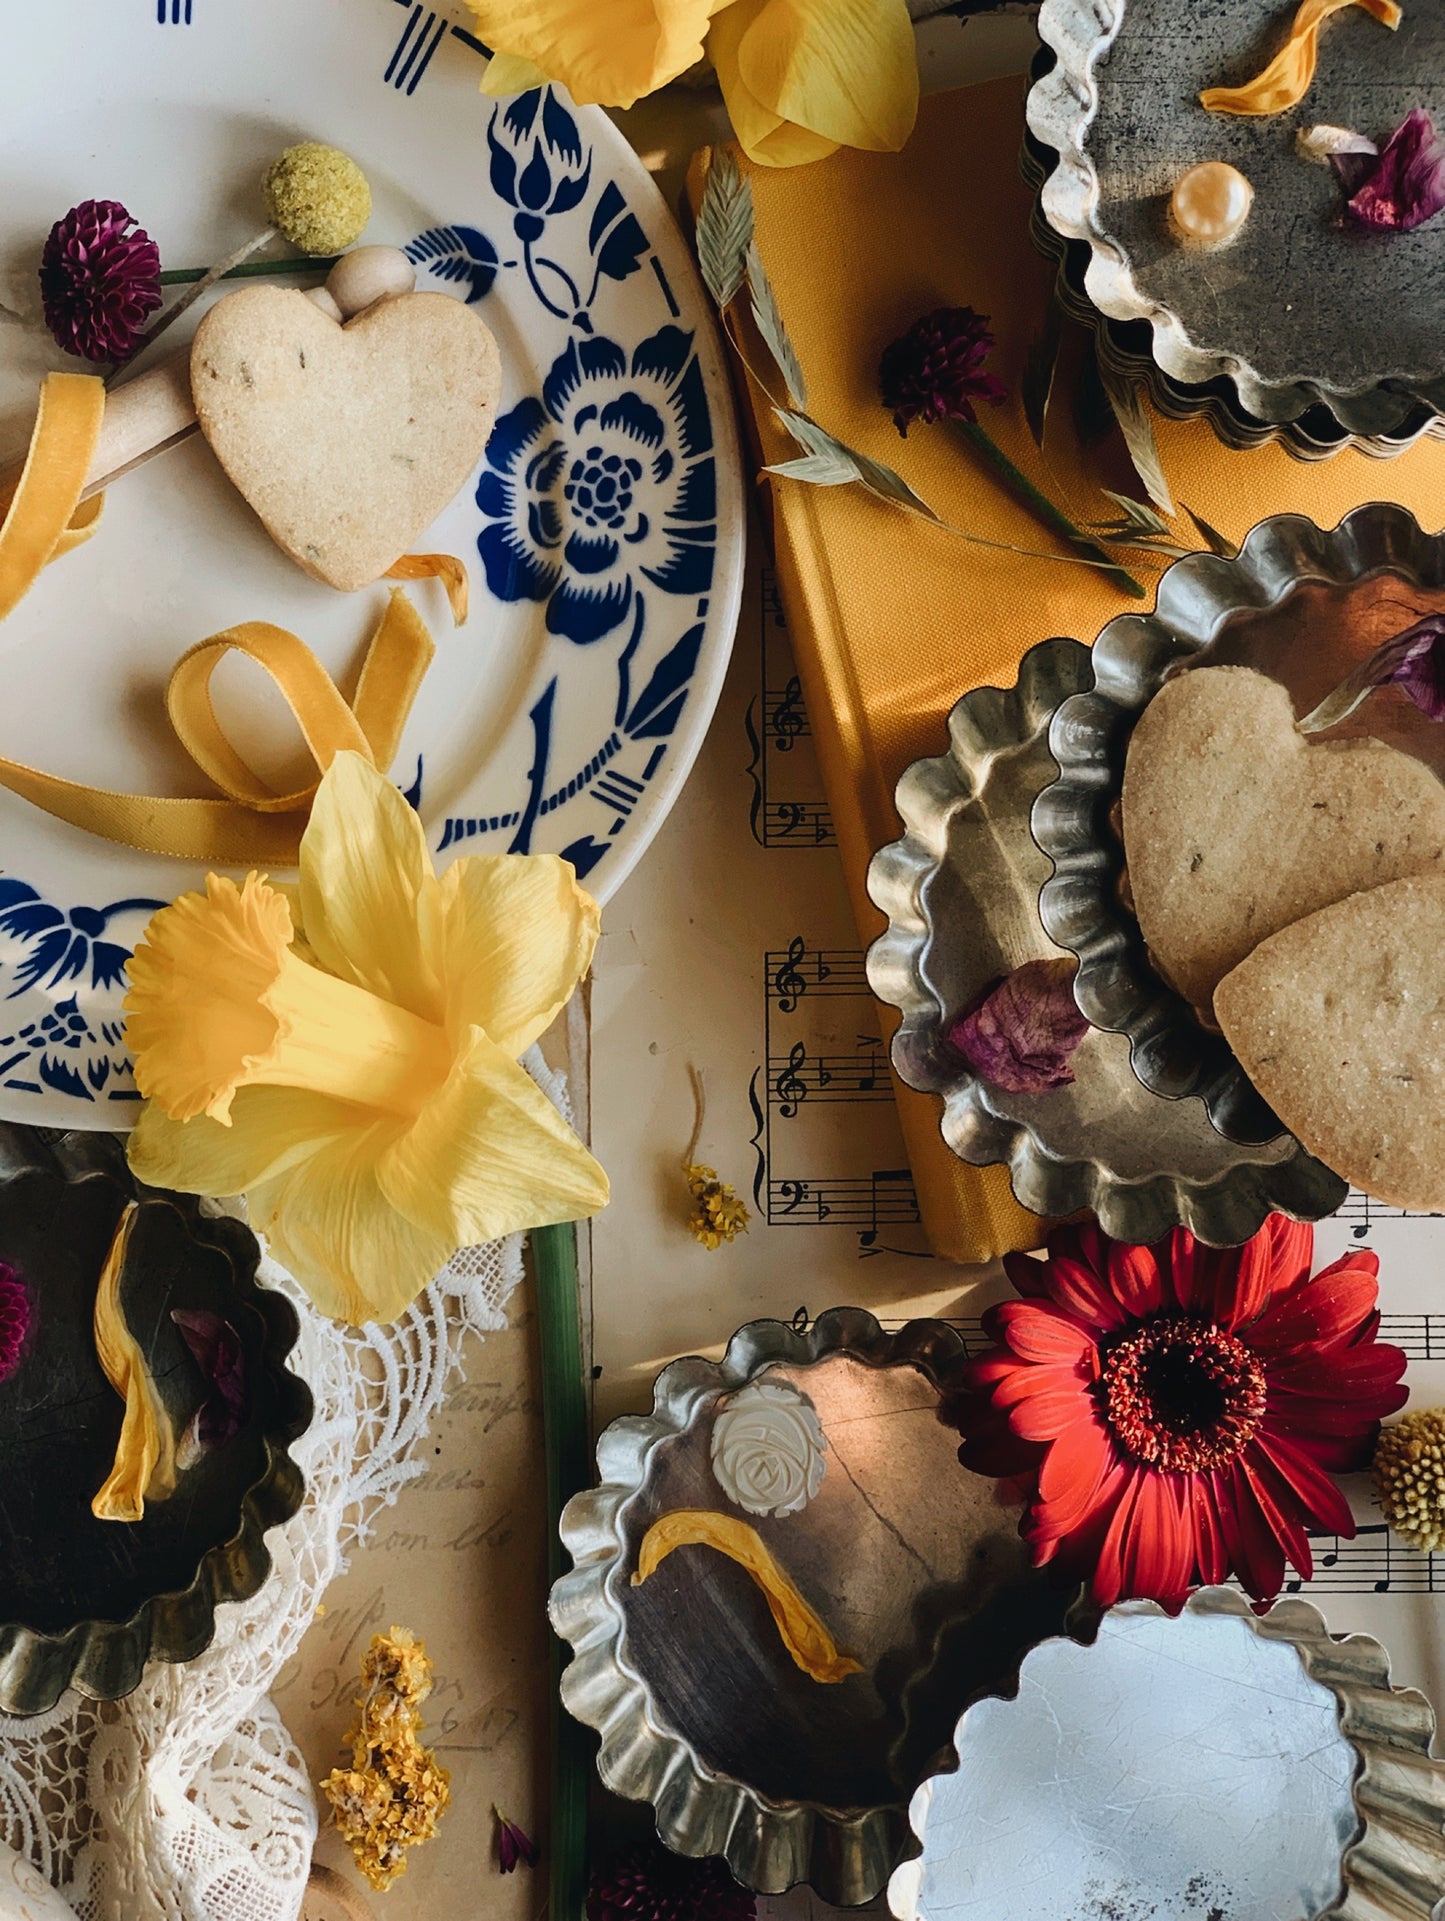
[1026, 1, 1445, 435]
[0, 1130, 312, 1716]
[549, 1308, 1038, 1907]
[889, 1585, 1445, 1921]
[1031, 502, 1445, 1153]
[865, 637, 1345, 1243]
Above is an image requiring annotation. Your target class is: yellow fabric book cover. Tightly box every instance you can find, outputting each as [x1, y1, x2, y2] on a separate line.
[693, 74, 1445, 1267]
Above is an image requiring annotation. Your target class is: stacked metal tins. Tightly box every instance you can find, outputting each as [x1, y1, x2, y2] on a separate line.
[1023, 0, 1445, 461]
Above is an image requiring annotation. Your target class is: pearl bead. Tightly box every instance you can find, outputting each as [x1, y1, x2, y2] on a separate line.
[324, 245, 417, 320]
[1170, 161, 1254, 245]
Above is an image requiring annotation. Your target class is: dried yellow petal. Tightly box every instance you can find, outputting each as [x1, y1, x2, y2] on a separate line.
[91, 1204, 178, 1523]
[384, 552, 470, 626]
[632, 1508, 863, 1684]
[1200, 0, 1401, 116]
[683, 1161, 750, 1249]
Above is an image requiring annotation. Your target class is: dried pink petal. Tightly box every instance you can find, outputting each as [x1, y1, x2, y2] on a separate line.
[1298, 611, 1445, 731]
[1339, 108, 1445, 231]
[948, 957, 1090, 1095]
[0, 1264, 30, 1385]
[171, 1307, 247, 1461]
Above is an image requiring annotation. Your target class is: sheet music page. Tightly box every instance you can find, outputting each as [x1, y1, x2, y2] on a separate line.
[589, 535, 1445, 1921]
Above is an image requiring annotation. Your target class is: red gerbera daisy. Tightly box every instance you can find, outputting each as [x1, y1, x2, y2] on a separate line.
[952, 1215, 1408, 1610]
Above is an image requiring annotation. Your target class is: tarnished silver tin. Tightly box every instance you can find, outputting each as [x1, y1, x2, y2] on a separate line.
[865, 637, 1343, 1244]
[548, 1309, 1080, 1906]
[1033, 503, 1445, 1149]
[890, 1587, 1445, 1921]
[0, 1129, 310, 1715]
[1019, 88, 1445, 462]
[1027, 0, 1445, 434]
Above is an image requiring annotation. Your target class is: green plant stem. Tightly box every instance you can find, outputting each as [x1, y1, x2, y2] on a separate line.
[957, 419, 1146, 599]
[157, 256, 340, 286]
[533, 1220, 591, 1921]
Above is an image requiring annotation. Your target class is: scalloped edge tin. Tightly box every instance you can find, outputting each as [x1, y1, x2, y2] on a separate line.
[0, 1129, 311, 1716]
[889, 1586, 1445, 1921]
[1026, 0, 1445, 434]
[549, 1309, 1075, 1907]
[865, 637, 1344, 1243]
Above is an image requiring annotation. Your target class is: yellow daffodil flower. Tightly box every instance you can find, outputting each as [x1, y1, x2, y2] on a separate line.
[124, 751, 608, 1325]
[709, 0, 919, 168]
[468, 0, 920, 167]
[474, 0, 731, 109]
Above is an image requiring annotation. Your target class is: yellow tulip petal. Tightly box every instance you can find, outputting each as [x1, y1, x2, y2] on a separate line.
[711, 0, 842, 166]
[127, 1083, 355, 1198]
[249, 1120, 454, 1325]
[92, 1205, 178, 1523]
[436, 853, 599, 1057]
[735, 0, 918, 154]
[298, 751, 444, 1024]
[378, 1026, 609, 1250]
[481, 50, 551, 97]
[463, 0, 731, 108]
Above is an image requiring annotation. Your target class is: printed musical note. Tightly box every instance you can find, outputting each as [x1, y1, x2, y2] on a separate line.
[767, 943, 866, 1007]
[768, 1040, 890, 1114]
[1280, 1525, 1426, 1595]
[1336, 1189, 1445, 1239]
[767, 1174, 918, 1229]
[767, 676, 810, 751]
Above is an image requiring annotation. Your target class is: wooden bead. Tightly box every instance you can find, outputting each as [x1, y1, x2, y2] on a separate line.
[324, 245, 417, 319]
[1171, 161, 1254, 245]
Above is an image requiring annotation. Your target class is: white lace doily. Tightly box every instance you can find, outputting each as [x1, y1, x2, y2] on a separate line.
[0, 1051, 565, 1921]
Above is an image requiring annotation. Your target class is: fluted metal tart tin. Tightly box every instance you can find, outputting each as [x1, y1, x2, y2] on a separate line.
[1033, 503, 1445, 1153]
[549, 1309, 1080, 1906]
[889, 1586, 1445, 1921]
[1019, 73, 1445, 462]
[865, 637, 1343, 1244]
[0, 1128, 311, 1715]
[1028, 0, 1445, 434]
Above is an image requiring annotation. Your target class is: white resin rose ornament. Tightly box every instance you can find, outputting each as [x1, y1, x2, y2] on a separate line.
[710, 1378, 827, 1519]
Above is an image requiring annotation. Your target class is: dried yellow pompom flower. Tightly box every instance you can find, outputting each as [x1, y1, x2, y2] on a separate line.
[1373, 1408, 1445, 1553]
[322, 1627, 451, 1891]
[263, 142, 371, 255]
[684, 1163, 749, 1250]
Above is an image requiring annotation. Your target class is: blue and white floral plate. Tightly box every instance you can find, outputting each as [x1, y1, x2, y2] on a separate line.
[0, 0, 743, 1127]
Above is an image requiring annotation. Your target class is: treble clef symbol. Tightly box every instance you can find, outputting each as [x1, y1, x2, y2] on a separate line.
[774, 1040, 809, 1117]
[773, 935, 808, 1012]
[771, 675, 806, 752]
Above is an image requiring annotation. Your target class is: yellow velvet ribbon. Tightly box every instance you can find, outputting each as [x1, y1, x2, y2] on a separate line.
[0, 373, 436, 865]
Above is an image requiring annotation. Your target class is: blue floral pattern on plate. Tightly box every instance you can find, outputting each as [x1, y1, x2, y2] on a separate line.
[0, 15, 739, 1126]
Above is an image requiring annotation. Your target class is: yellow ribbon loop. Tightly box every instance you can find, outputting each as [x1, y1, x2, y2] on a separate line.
[0, 372, 106, 619]
[0, 375, 438, 866]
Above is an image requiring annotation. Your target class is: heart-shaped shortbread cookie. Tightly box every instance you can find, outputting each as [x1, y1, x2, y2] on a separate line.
[1216, 874, 1445, 1211]
[191, 284, 501, 592]
[1121, 665, 1445, 1010]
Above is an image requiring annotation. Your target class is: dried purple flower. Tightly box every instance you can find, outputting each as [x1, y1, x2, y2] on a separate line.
[0, 1264, 30, 1385]
[1298, 611, 1445, 733]
[39, 199, 163, 364]
[1337, 108, 1445, 232]
[948, 957, 1090, 1095]
[586, 1844, 756, 1921]
[171, 1307, 247, 1465]
[879, 305, 1007, 434]
[494, 1807, 539, 1874]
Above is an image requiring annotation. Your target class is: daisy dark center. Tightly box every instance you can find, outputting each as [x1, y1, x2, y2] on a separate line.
[1100, 1316, 1267, 1472]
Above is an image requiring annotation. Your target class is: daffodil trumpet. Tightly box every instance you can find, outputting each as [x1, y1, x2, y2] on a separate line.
[124, 751, 609, 1325]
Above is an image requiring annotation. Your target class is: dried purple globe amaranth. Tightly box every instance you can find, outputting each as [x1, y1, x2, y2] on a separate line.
[0, 1264, 29, 1385]
[1299, 611, 1445, 733]
[171, 1307, 247, 1465]
[585, 1844, 756, 1921]
[39, 199, 163, 364]
[878, 305, 1006, 434]
[947, 956, 1090, 1095]
[1336, 108, 1445, 231]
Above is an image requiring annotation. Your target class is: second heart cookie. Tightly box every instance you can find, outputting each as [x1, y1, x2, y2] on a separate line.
[191, 284, 502, 593]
